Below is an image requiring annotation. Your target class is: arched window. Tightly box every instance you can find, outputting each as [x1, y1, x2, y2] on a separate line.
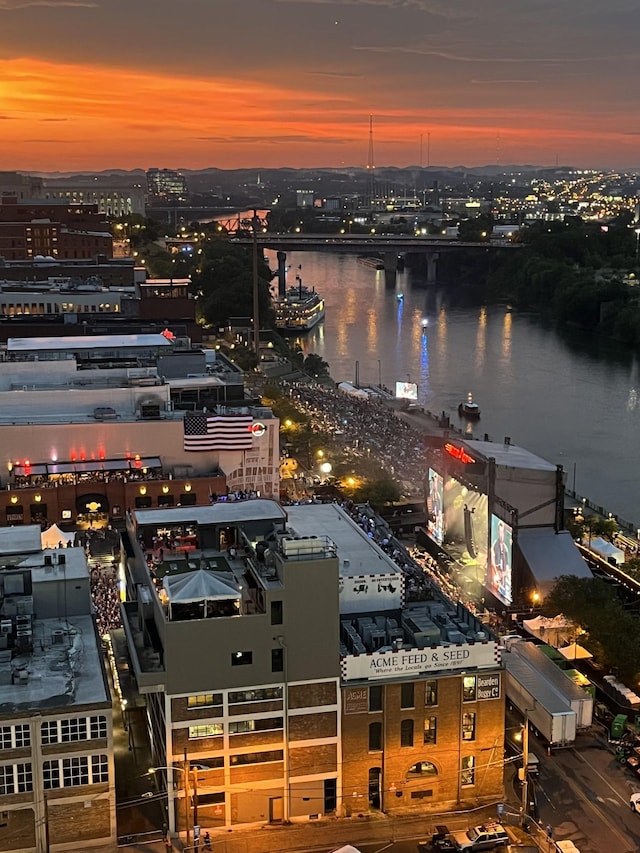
[406, 760, 438, 778]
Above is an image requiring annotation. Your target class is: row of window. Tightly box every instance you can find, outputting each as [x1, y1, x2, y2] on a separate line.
[41, 716, 108, 745]
[188, 717, 284, 739]
[186, 687, 283, 710]
[368, 712, 476, 750]
[0, 755, 109, 795]
[0, 717, 107, 750]
[43, 755, 109, 789]
[368, 676, 482, 712]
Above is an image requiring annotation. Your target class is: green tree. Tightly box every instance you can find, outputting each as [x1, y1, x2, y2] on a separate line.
[543, 576, 640, 683]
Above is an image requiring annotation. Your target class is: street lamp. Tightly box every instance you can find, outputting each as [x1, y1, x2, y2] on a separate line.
[148, 759, 198, 845]
[635, 228, 640, 267]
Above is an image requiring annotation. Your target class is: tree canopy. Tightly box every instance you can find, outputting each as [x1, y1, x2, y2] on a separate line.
[542, 575, 640, 683]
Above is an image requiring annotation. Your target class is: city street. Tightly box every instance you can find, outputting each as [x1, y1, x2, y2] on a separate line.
[527, 733, 640, 853]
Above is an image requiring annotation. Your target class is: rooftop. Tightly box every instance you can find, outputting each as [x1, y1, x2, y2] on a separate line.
[287, 503, 400, 578]
[132, 498, 287, 528]
[0, 614, 109, 715]
[7, 333, 174, 352]
[465, 439, 557, 471]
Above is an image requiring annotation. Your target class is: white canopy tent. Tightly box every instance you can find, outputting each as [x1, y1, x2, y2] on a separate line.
[163, 569, 241, 620]
[41, 523, 75, 550]
[559, 643, 593, 661]
[522, 614, 575, 647]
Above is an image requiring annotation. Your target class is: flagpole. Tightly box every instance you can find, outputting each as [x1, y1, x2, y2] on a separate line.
[252, 210, 260, 356]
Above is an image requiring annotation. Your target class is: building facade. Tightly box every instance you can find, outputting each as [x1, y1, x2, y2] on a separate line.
[0, 529, 115, 852]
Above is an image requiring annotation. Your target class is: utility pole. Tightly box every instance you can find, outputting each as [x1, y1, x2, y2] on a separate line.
[521, 712, 529, 826]
[252, 210, 260, 356]
[183, 751, 191, 845]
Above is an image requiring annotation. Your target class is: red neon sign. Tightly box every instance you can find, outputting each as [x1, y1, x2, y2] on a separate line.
[444, 442, 476, 464]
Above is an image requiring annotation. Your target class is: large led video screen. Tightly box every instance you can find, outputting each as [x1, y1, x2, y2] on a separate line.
[488, 514, 513, 606]
[395, 381, 418, 401]
[427, 468, 444, 544]
[442, 477, 488, 571]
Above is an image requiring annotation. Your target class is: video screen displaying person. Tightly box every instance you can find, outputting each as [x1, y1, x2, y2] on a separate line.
[488, 514, 513, 605]
[427, 469, 444, 544]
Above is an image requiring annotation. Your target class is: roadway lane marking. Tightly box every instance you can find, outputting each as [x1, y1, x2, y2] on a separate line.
[572, 749, 628, 807]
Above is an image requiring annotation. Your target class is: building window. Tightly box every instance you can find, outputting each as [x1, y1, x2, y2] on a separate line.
[62, 756, 89, 787]
[16, 763, 33, 793]
[231, 651, 252, 666]
[369, 722, 382, 751]
[463, 676, 477, 702]
[0, 763, 33, 795]
[407, 761, 438, 777]
[61, 717, 86, 743]
[89, 716, 108, 739]
[228, 687, 282, 704]
[271, 648, 284, 673]
[462, 712, 476, 741]
[43, 760, 60, 790]
[229, 750, 283, 766]
[369, 685, 383, 712]
[401, 682, 415, 709]
[400, 719, 414, 747]
[423, 716, 437, 745]
[228, 717, 283, 735]
[188, 725, 223, 739]
[270, 601, 283, 625]
[41, 721, 58, 745]
[187, 694, 223, 709]
[461, 755, 475, 786]
[0, 725, 30, 750]
[324, 778, 337, 813]
[91, 754, 109, 783]
[425, 680, 438, 707]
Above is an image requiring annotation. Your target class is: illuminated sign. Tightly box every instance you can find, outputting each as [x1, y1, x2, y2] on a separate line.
[341, 642, 500, 681]
[249, 422, 266, 437]
[444, 443, 476, 464]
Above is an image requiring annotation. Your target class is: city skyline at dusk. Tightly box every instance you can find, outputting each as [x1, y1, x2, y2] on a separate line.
[0, 0, 639, 172]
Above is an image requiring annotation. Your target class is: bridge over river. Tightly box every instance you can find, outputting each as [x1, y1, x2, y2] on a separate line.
[230, 232, 521, 285]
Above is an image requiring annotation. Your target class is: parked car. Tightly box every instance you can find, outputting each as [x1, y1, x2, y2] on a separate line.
[451, 822, 509, 851]
[430, 825, 455, 850]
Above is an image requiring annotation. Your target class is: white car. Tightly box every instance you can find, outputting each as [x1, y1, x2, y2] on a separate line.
[451, 823, 509, 851]
[630, 792, 640, 813]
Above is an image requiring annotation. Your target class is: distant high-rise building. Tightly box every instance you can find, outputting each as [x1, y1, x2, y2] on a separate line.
[0, 171, 44, 200]
[146, 168, 188, 202]
[295, 189, 314, 208]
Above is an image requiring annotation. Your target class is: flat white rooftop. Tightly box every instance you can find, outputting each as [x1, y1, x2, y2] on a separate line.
[0, 525, 41, 556]
[7, 334, 174, 352]
[0, 615, 109, 713]
[465, 439, 557, 471]
[132, 498, 287, 527]
[286, 503, 401, 577]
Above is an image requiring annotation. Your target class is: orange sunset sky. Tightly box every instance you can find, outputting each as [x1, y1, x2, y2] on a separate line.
[1, 0, 639, 172]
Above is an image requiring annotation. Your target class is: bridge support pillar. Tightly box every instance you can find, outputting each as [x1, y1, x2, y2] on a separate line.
[383, 252, 397, 286]
[277, 251, 287, 297]
[426, 252, 439, 284]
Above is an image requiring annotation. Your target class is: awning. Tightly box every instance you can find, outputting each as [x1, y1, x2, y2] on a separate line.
[517, 529, 592, 596]
[559, 643, 593, 661]
[163, 569, 241, 604]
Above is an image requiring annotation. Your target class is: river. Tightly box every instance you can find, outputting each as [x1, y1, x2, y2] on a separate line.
[268, 249, 640, 527]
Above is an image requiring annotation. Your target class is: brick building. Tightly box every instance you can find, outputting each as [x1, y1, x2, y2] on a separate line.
[120, 500, 504, 841]
[0, 198, 113, 261]
[0, 527, 115, 852]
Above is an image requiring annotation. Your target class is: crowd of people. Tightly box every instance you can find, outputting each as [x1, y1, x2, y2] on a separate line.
[90, 567, 122, 636]
[288, 383, 430, 489]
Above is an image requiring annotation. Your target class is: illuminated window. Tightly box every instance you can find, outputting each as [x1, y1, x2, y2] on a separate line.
[228, 717, 282, 735]
[463, 676, 477, 702]
[462, 712, 476, 741]
[461, 755, 475, 786]
[423, 716, 437, 745]
[187, 694, 222, 709]
[228, 687, 282, 704]
[407, 761, 438, 777]
[188, 724, 223, 739]
[425, 680, 438, 707]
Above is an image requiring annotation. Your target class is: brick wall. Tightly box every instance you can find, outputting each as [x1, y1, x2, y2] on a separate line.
[0, 807, 35, 851]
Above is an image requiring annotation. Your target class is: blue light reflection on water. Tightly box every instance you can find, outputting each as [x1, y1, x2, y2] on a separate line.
[272, 249, 640, 522]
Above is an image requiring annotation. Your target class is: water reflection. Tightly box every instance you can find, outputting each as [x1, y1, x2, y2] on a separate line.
[265, 249, 640, 521]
